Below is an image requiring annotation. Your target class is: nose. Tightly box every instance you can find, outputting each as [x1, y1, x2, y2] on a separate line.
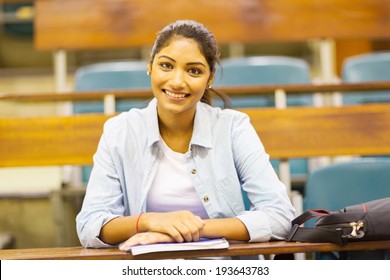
[169, 69, 186, 89]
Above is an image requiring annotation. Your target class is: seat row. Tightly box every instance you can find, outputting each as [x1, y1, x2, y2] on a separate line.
[74, 52, 390, 110]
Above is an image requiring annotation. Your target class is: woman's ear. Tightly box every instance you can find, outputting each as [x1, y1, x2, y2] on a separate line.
[147, 64, 152, 76]
[207, 74, 215, 88]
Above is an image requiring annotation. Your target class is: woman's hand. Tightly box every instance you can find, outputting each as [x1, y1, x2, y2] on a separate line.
[119, 232, 175, 251]
[139, 211, 206, 243]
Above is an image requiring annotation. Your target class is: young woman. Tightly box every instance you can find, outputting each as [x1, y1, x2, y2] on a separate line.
[76, 20, 295, 249]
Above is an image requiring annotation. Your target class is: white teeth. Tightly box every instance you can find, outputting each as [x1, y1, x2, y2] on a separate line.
[165, 90, 187, 99]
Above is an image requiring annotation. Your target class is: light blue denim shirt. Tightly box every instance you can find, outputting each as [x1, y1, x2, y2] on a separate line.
[76, 98, 295, 248]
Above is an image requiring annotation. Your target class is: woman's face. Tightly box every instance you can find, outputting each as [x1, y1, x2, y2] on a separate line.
[149, 37, 213, 118]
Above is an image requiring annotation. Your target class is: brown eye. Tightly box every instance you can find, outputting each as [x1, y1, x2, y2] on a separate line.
[160, 62, 173, 69]
[188, 68, 202, 75]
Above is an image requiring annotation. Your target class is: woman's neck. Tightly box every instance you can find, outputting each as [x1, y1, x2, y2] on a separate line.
[158, 110, 195, 154]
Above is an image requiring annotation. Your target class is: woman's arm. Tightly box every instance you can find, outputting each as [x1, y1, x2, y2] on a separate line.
[202, 217, 249, 241]
[99, 216, 138, 245]
[229, 113, 295, 242]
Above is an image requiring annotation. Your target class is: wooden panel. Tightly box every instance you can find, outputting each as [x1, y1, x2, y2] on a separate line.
[1, 240, 390, 260]
[34, 0, 390, 50]
[242, 103, 390, 159]
[0, 114, 111, 167]
[1, 104, 389, 167]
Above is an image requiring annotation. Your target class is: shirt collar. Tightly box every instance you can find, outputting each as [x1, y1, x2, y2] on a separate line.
[191, 102, 213, 149]
[146, 98, 160, 147]
[145, 99, 213, 149]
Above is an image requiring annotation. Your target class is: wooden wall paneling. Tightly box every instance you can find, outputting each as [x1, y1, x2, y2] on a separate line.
[34, 0, 390, 51]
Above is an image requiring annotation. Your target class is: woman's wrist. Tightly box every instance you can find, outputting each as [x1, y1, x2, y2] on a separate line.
[137, 212, 149, 233]
[137, 212, 156, 233]
[201, 219, 223, 239]
[135, 212, 144, 233]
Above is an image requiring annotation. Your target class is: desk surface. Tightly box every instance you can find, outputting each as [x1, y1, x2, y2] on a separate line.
[1, 240, 390, 260]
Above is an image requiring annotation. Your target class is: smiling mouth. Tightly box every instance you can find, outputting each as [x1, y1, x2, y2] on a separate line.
[163, 89, 190, 99]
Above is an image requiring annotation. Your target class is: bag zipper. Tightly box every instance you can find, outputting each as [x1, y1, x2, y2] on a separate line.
[317, 220, 365, 238]
[349, 221, 364, 237]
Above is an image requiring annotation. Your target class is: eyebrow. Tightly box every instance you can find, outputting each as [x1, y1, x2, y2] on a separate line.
[157, 55, 207, 68]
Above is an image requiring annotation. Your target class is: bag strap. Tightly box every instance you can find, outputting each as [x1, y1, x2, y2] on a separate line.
[291, 209, 330, 225]
[286, 209, 346, 245]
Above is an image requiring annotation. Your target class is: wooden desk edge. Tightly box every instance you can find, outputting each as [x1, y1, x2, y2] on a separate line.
[1, 240, 390, 260]
[2, 82, 390, 102]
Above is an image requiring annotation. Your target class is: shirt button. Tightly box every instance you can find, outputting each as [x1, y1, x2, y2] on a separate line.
[191, 169, 197, 174]
[203, 196, 209, 203]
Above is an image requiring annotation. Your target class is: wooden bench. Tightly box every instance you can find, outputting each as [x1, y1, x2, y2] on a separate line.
[0, 113, 110, 167]
[2, 81, 390, 193]
[1, 103, 389, 168]
[1, 100, 389, 195]
[1, 82, 389, 184]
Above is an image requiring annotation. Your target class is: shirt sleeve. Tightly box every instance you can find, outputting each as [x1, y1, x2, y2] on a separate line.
[76, 118, 125, 248]
[231, 113, 296, 242]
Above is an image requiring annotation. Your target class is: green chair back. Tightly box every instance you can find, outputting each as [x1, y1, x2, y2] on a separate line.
[342, 52, 390, 104]
[74, 60, 151, 113]
[214, 56, 312, 107]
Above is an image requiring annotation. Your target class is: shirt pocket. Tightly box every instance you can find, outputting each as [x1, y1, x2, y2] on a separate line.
[214, 175, 245, 216]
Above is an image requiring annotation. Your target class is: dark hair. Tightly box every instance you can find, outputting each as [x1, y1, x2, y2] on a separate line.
[150, 20, 230, 108]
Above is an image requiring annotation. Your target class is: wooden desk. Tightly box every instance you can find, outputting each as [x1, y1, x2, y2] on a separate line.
[1, 241, 390, 260]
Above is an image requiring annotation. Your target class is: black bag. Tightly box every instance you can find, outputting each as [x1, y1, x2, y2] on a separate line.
[287, 197, 390, 245]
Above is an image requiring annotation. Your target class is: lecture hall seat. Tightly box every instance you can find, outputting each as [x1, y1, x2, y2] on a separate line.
[74, 60, 151, 113]
[342, 52, 390, 105]
[215, 56, 312, 107]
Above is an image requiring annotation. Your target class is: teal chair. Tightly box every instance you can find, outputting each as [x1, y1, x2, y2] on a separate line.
[304, 158, 390, 259]
[214, 56, 312, 205]
[214, 56, 312, 107]
[74, 60, 151, 113]
[342, 52, 390, 104]
[74, 60, 151, 182]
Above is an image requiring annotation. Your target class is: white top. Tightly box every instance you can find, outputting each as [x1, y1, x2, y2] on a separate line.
[146, 138, 209, 219]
